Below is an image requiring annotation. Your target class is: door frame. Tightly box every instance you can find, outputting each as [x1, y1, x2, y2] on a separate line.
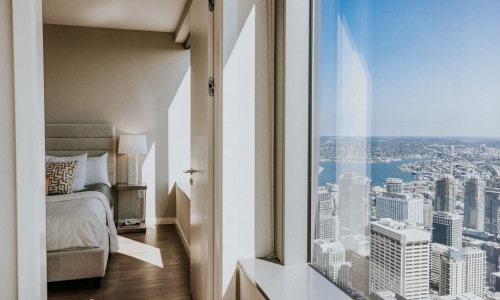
[11, 0, 47, 299]
[212, 0, 223, 298]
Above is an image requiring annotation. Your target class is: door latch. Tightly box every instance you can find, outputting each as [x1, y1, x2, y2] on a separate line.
[208, 77, 214, 97]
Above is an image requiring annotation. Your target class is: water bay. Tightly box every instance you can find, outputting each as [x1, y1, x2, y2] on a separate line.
[318, 159, 421, 187]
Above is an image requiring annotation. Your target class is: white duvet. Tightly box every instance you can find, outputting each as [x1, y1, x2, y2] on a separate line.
[46, 191, 119, 252]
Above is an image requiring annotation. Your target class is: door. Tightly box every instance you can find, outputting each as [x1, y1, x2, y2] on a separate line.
[190, 0, 214, 299]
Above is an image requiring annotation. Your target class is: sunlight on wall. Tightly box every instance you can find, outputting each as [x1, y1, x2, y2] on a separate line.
[222, 5, 256, 293]
[168, 67, 191, 192]
[142, 143, 156, 226]
[117, 235, 163, 268]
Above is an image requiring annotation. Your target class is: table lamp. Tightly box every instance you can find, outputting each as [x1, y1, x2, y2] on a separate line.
[118, 135, 147, 184]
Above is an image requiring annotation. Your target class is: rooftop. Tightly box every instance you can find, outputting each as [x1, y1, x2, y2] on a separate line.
[371, 218, 431, 243]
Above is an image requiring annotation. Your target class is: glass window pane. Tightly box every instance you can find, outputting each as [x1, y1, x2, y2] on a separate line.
[310, 1, 500, 299]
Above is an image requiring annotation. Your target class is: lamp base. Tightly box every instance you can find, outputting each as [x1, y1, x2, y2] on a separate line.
[127, 155, 139, 184]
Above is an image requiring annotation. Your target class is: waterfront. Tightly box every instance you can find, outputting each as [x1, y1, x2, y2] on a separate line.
[318, 159, 421, 187]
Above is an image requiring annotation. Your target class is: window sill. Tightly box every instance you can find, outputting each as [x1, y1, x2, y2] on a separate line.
[237, 259, 352, 300]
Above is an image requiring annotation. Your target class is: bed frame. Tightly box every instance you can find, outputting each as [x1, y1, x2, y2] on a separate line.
[45, 124, 116, 287]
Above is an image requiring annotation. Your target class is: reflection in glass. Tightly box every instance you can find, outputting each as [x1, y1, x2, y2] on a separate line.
[311, 1, 500, 299]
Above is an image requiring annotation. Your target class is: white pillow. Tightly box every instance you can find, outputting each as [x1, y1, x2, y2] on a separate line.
[46, 153, 87, 192]
[85, 153, 111, 187]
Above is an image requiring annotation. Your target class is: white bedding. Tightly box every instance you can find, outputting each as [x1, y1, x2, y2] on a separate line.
[46, 191, 119, 252]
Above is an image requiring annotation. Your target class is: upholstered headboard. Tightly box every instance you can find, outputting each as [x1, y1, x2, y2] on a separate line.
[45, 124, 117, 185]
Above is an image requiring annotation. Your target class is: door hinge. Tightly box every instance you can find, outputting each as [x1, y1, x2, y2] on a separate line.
[209, 0, 214, 12]
[208, 77, 214, 97]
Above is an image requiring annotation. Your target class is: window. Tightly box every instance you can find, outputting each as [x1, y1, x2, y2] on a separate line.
[310, 1, 500, 299]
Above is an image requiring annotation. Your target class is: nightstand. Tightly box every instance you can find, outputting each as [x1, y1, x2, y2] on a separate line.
[116, 183, 147, 234]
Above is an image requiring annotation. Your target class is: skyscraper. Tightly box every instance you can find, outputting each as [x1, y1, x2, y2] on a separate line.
[339, 173, 371, 237]
[464, 176, 485, 231]
[431, 243, 451, 289]
[370, 219, 431, 300]
[435, 174, 456, 214]
[314, 189, 338, 240]
[386, 178, 403, 193]
[433, 212, 463, 247]
[312, 239, 346, 283]
[340, 234, 370, 262]
[351, 250, 370, 296]
[485, 188, 500, 235]
[423, 199, 433, 228]
[375, 192, 423, 224]
[439, 247, 486, 297]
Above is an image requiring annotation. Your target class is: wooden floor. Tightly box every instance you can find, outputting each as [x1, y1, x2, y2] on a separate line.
[48, 225, 191, 300]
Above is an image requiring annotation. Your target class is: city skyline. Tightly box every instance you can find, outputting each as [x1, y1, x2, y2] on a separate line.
[319, 0, 500, 137]
[313, 1, 500, 298]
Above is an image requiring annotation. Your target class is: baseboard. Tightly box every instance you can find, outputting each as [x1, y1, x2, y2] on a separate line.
[156, 218, 176, 225]
[175, 219, 190, 257]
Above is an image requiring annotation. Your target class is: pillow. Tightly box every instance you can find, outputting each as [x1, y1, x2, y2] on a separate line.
[45, 175, 50, 196]
[46, 154, 87, 192]
[85, 153, 111, 187]
[45, 161, 78, 195]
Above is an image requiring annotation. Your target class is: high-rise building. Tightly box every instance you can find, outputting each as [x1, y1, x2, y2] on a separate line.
[433, 212, 463, 247]
[435, 293, 486, 300]
[312, 239, 345, 282]
[490, 272, 500, 293]
[462, 237, 487, 249]
[370, 219, 431, 300]
[439, 247, 486, 297]
[371, 290, 409, 300]
[351, 250, 370, 297]
[386, 178, 403, 193]
[423, 199, 433, 228]
[483, 242, 500, 280]
[335, 263, 352, 290]
[332, 215, 340, 241]
[375, 192, 423, 224]
[314, 189, 338, 240]
[464, 176, 485, 231]
[339, 173, 371, 237]
[485, 188, 500, 235]
[435, 174, 456, 214]
[431, 243, 451, 289]
[340, 234, 370, 262]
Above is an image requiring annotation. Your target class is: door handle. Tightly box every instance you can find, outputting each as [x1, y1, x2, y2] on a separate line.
[183, 168, 199, 175]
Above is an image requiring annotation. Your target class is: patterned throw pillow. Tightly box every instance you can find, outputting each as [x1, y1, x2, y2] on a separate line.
[45, 161, 78, 195]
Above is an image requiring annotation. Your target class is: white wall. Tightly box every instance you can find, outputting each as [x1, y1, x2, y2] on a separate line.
[221, 0, 272, 297]
[43, 25, 191, 221]
[0, 1, 18, 298]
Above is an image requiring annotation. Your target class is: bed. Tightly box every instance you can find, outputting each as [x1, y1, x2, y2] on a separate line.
[45, 124, 118, 288]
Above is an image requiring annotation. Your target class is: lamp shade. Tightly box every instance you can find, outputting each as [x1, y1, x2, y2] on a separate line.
[118, 135, 148, 155]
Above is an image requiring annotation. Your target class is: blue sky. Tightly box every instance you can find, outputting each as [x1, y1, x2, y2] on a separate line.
[319, 0, 500, 137]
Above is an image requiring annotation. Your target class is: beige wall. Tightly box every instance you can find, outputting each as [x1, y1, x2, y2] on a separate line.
[0, 0, 18, 298]
[175, 183, 190, 254]
[43, 25, 190, 220]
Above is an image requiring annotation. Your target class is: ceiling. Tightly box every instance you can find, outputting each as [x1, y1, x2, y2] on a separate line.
[42, 0, 189, 33]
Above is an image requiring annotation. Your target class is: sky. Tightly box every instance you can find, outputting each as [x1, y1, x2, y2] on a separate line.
[319, 0, 500, 137]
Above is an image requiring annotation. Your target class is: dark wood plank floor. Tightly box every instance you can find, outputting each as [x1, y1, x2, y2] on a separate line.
[48, 225, 191, 300]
